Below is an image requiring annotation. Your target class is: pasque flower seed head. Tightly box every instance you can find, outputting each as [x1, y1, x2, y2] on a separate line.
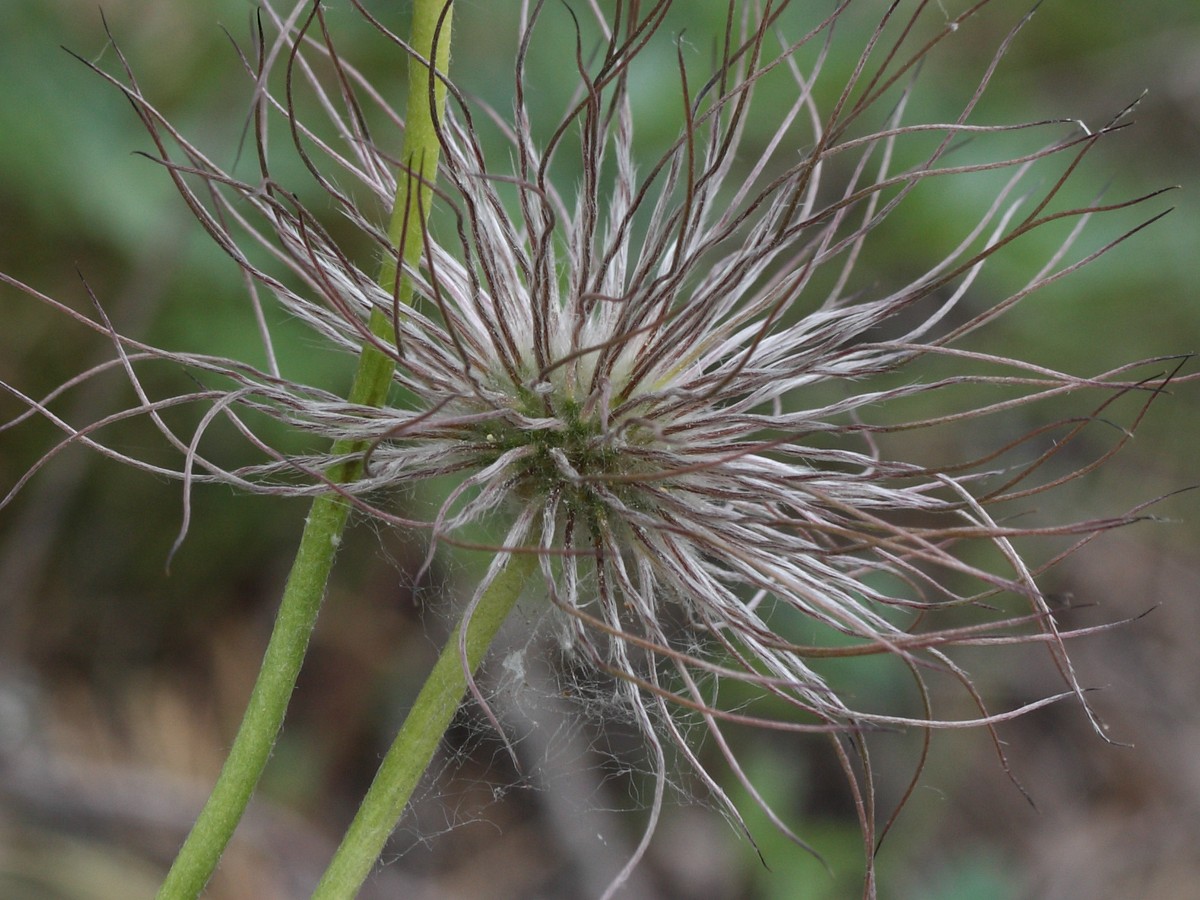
[1, 1, 1185, 892]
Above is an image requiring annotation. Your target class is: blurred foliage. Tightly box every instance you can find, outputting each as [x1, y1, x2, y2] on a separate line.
[2, 1, 1199, 898]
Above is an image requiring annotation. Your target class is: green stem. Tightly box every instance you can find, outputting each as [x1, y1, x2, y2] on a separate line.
[156, 494, 350, 898]
[157, 2, 454, 896]
[313, 552, 537, 896]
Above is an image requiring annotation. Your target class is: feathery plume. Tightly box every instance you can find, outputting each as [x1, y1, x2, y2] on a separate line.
[1, 1, 1182, 893]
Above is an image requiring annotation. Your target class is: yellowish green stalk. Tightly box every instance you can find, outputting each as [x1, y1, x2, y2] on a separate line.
[157, 2, 456, 895]
[313, 551, 537, 896]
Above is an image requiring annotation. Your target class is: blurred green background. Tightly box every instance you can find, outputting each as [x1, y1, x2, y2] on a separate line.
[2, 2, 1198, 898]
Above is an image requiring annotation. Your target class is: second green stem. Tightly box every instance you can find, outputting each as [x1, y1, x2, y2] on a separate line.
[313, 551, 537, 896]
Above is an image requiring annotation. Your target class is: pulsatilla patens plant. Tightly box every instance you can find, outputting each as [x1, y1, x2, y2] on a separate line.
[0, 0, 1184, 896]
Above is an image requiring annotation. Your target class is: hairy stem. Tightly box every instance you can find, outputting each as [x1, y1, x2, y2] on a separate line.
[313, 551, 537, 896]
[157, 2, 454, 895]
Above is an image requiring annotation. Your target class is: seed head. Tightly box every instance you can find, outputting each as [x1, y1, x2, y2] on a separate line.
[0, 1, 1184, 893]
